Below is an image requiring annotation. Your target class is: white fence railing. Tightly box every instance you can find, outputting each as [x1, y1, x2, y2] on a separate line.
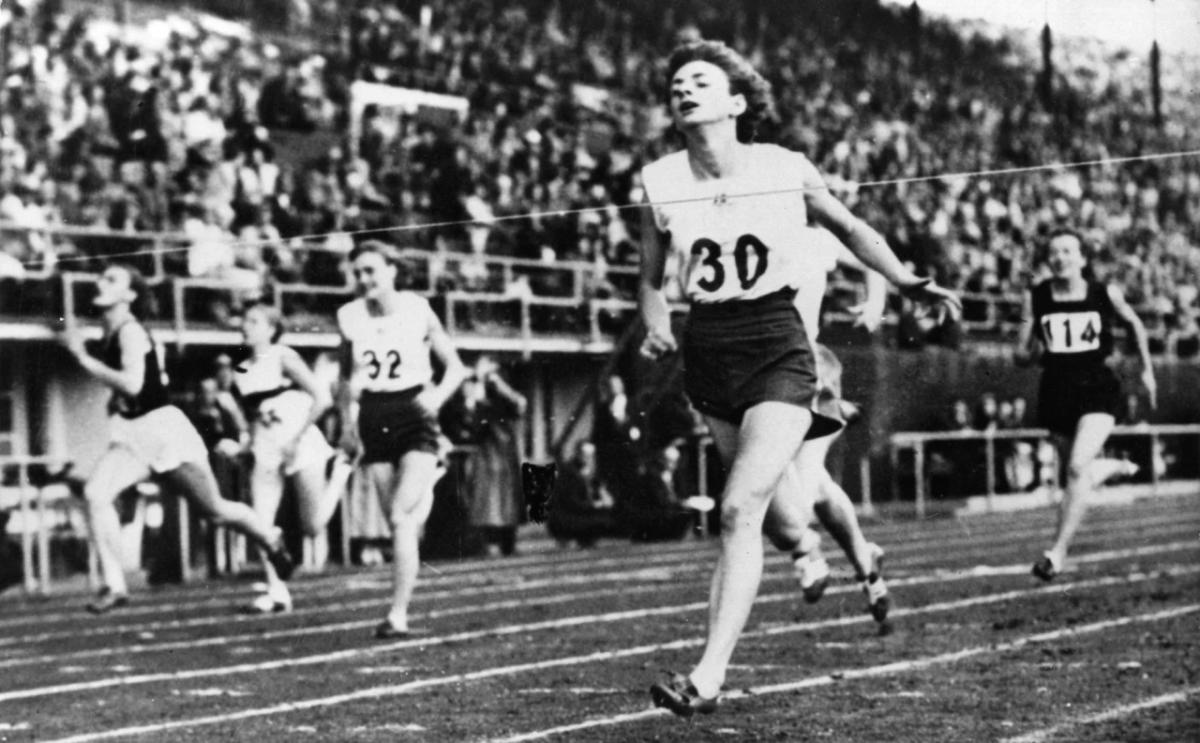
[889, 423, 1200, 517]
[0, 456, 75, 595]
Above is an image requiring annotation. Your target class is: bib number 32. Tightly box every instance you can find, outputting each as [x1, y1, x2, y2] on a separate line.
[363, 349, 402, 380]
[691, 234, 769, 292]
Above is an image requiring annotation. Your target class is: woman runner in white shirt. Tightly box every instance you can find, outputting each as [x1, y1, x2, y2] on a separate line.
[337, 241, 467, 638]
[234, 302, 342, 613]
[639, 39, 959, 717]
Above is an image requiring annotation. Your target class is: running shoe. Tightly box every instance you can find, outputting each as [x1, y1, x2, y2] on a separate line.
[1031, 551, 1060, 582]
[86, 588, 129, 615]
[793, 551, 830, 603]
[860, 543, 890, 623]
[245, 586, 293, 615]
[265, 539, 296, 581]
[649, 672, 719, 717]
[374, 619, 414, 640]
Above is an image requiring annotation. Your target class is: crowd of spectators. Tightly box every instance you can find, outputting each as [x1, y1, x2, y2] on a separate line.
[0, 0, 1198, 349]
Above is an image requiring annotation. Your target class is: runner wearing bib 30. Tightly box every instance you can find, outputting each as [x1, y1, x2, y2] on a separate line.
[638, 39, 960, 717]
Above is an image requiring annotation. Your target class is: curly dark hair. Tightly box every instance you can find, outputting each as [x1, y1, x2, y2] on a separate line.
[664, 40, 776, 144]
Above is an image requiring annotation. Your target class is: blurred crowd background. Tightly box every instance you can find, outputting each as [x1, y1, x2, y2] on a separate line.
[0, 0, 1198, 573]
[1, 0, 1197, 355]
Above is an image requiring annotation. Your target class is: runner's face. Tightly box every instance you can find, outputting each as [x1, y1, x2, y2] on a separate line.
[1047, 236, 1085, 279]
[241, 307, 274, 346]
[669, 61, 744, 130]
[93, 267, 135, 308]
[352, 252, 397, 300]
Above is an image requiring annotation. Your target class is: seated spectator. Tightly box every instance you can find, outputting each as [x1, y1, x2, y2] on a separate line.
[547, 440, 616, 549]
[974, 392, 999, 432]
[621, 444, 693, 543]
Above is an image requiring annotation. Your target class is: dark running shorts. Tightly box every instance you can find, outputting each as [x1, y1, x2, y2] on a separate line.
[1037, 365, 1121, 437]
[683, 289, 842, 439]
[812, 343, 850, 439]
[357, 387, 441, 463]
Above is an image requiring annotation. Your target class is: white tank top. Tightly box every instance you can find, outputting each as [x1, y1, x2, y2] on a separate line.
[234, 345, 290, 397]
[791, 227, 842, 347]
[337, 291, 435, 393]
[641, 144, 810, 303]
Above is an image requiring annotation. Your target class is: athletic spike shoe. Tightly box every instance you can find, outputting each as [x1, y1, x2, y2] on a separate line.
[860, 543, 890, 623]
[650, 672, 719, 717]
[374, 619, 413, 640]
[793, 551, 830, 603]
[265, 537, 296, 581]
[1031, 551, 1060, 582]
[86, 588, 129, 615]
[245, 586, 293, 615]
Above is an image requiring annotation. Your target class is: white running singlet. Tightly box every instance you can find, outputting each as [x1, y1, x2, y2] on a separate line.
[337, 292, 436, 394]
[641, 144, 812, 303]
[234, 345, 290, 398]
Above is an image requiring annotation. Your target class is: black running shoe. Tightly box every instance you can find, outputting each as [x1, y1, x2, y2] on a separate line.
[374, 620, 413, 640]
[1031, 553, 1059, 583]
[86, 588, 129, 615]
[649, 672, 719, 717]
[265, 542, 296, 581]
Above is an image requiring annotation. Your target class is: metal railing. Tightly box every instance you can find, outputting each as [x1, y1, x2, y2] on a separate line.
[0, 455, 75, 595]
[3, 222, 1187, 354]
[889, 423, 1200, 517]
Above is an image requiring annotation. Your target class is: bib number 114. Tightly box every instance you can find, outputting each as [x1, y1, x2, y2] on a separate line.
[1041, 312, 1100, 353]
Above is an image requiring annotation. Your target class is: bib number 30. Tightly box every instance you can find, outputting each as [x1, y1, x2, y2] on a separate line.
[691, 234, 769, 292]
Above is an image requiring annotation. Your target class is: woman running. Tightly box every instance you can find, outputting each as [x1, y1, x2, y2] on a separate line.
[1015, 229, 1155, 581]
[233, 301, 342, 613]
[337, 241, 466, 638]
[638, 40, 959, 716]
[60, 264, 293, 614]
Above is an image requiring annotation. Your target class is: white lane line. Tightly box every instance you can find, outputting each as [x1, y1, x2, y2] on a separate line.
[3, 503, 1192, 628]
[7, 534, 1198, 671]
[2, 541, 1194, 700]
[999, 686, 1200, 743]
[4, 501, 1193, 627]
[3, 512, 1193, 642]
[489, 605, 1200, 743]
[38, 579, 1200, 743]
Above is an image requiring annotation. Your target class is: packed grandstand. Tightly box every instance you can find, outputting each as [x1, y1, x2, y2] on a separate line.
[0, 0, 1196, 356]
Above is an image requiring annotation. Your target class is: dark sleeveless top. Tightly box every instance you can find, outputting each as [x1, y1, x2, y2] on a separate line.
[95, 321, 170, 418]
[1030, 279, 1115, 373]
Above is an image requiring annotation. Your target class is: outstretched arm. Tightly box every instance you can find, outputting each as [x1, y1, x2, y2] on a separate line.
[836, 245, 888, 332]
[799, 157, 961, 322]
[1108, 283, 1156, 409]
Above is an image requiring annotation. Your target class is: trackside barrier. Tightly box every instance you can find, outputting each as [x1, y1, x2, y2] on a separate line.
[889, 424, 1200, 518]
[1, 445, 494, 595]
[5, 224, 1188, 359]
[0, 456, 74, 595]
